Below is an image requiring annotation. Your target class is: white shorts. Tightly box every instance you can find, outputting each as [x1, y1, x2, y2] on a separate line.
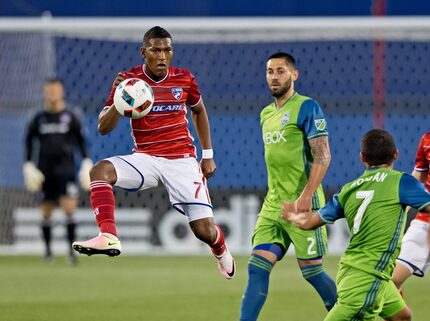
[397, 219, 430, 277]
[106, 153, 213, 222]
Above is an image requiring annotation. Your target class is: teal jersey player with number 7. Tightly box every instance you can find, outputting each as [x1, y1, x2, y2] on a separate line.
[282, 129, 430, 321]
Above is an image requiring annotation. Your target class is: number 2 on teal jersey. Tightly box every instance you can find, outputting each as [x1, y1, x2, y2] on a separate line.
[307, 237, 317, 255]
[353, 190, 374, 234]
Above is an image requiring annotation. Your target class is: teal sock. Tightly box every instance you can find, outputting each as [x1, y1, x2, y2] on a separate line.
[240, 254, 274, 321]
[301, 264, 337, 311]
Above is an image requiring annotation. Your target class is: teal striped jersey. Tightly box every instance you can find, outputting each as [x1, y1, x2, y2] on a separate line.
[259, 92, 328, 220]
[319, 167, 430, 279]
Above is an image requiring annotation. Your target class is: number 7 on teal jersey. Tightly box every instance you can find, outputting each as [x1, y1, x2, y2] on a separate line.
[353, 190, 374, 234]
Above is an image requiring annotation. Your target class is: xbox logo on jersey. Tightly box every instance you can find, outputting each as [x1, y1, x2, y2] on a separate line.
[264, 130, 287, 145]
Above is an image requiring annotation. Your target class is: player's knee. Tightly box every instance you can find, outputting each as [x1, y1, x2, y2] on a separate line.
[252, 244, 284, 262]
[387, 306, 412, 321]
[90, 160, 117, 184]
[400, 306, 412, 321]
[298, 258, 323, 268]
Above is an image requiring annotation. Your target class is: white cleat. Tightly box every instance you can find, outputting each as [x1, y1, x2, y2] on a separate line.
[214, 247, 236, 279]
[72, 233, 121, 257]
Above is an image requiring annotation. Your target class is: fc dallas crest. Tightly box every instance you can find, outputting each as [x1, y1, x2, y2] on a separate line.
[172, 87, 183, 100]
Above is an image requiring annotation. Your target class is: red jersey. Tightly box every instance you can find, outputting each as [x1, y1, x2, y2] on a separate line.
[413, 131, 430, 223]
[414, 131, 430, 192]
[105, 65, 202, 159]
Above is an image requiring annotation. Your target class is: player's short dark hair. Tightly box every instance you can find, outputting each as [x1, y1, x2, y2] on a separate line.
[143, 26, 172, 46]
[267, 52, 297, 70]
[45, 78, 63, 86]
[361, 129, 397, 166]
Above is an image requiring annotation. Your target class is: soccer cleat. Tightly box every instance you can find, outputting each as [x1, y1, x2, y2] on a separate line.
[214, 247, 236, 279]
[67, 253, 78, 266]
[72, 233, 121, 257]
[44, 253, 54, 265]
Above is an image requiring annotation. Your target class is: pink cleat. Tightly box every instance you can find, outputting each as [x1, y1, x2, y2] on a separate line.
[72, 233, 121, 257]
[214, 247, 236, 279]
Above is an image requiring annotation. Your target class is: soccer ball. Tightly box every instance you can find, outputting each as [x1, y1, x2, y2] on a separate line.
[113, 78, 154, 119]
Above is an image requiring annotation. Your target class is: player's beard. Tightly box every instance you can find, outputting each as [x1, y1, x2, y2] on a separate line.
[270, 76, 292, 98]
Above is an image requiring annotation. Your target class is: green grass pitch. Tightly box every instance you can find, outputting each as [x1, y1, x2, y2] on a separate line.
[0, 255, 428, 321]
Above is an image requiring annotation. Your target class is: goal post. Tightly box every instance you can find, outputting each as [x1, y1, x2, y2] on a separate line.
[1, 16, 430, 41]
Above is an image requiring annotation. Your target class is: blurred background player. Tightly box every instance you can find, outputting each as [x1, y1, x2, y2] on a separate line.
[393, 131, 430, 290]
[282, 129, 430, 321]
[72, 26, 235, 279]
[239, 52, 337, 321]
[23, 78, 93, 264]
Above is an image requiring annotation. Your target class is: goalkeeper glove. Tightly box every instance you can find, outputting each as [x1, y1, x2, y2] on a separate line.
[79, 158, 93, 191]
[23, 161, 45, 192]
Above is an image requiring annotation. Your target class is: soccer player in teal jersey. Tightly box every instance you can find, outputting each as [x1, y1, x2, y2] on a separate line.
[283, 129, 430, 321]
[239, 53, 337, 321]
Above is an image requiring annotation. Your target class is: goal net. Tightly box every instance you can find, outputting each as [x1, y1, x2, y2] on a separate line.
[1, 17, 429, 254]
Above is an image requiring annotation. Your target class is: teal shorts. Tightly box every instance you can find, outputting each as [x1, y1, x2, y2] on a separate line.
[252, 215, 327, 259]
[324, 265, 405, 321]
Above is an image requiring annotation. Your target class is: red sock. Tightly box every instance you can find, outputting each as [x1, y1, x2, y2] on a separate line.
[210, 224, 226, 256]
[90, 180, 117, 237]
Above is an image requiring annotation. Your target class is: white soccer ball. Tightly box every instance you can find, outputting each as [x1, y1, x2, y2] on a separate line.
[113, 78, 154, 119]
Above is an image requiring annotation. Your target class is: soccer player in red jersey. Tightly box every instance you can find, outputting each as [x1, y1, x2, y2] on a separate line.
[393, 131, 430, 289]
[72, 26, 235, 279]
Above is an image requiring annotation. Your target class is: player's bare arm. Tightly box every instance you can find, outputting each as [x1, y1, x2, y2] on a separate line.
[412, 169, 428, 184]
[98, 73, 125, 135]
[294, 136, 331, 212]
[424, 204, 430, 214]
[421, 171, 429, 249]
[191, 100, 216, 179]
[403, 169, 428, 215]
[281, 202, 325, 230]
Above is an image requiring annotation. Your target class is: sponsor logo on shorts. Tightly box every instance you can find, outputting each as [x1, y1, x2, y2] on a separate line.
[66, 182, 79, 198]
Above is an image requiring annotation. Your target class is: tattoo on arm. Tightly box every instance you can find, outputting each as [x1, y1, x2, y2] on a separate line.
[309, 136, 331, 167]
